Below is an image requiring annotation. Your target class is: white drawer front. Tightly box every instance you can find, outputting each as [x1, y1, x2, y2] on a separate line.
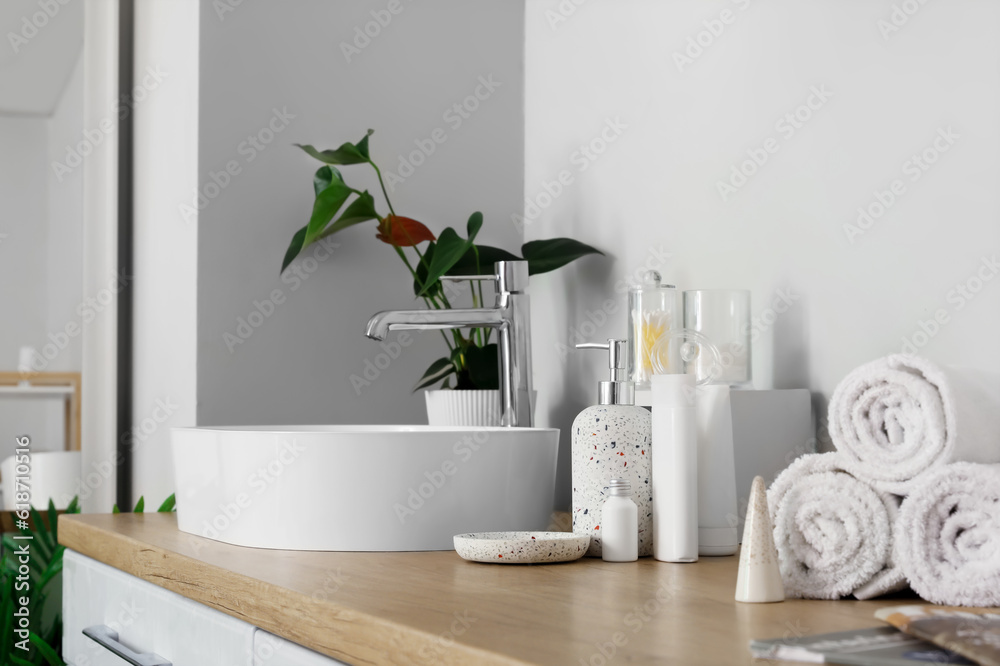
[253, 630, 348, 666]
[63, 550, 255, 666]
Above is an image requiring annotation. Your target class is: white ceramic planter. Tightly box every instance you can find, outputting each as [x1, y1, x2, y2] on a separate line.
[425, 389, 501, 426]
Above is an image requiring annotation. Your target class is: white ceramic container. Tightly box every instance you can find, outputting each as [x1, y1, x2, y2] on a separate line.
[172, 425, 559, 551]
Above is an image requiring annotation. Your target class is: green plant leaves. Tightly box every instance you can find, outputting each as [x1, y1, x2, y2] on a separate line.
[417, 212, 483, 295]
[158, 494, 177, 512]
[295, 129, 373, 165]
[27, 634, 62, 666]
[521, 238, 604, 275]
[466, 343, 499, 390]
[414, 357, 456, 391]
[303, 178, 354, 248]
[446, 244, 519, 276]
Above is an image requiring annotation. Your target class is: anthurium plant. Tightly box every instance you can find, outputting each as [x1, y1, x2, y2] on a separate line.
[280, 130, 603, 391]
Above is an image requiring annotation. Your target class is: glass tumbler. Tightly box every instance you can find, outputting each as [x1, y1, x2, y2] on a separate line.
[682, 290, 752, 388]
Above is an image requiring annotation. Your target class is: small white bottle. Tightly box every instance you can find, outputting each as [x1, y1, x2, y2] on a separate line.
[602, 478, 638, 562]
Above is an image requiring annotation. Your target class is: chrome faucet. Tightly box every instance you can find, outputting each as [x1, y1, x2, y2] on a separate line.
[365, 260, 533, 427]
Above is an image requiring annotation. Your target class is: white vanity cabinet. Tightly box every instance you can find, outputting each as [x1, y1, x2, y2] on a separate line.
[63, 551, 345, 666]
[254, 631, 349, 666]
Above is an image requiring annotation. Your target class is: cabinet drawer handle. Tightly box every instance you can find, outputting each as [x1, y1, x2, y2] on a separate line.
[83, 625, 171, 666]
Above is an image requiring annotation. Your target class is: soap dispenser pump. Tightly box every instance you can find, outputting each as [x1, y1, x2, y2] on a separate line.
[572, 339, 652, 557]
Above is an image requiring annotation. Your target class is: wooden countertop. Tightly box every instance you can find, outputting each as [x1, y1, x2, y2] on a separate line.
[59, 514, 911, 665]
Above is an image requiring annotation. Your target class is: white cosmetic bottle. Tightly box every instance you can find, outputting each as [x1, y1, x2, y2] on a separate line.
[651, 372, 698, 562]
[573, 339, 653, 557]
[602, 478, 638, 562]
[696, 383, 738, 556]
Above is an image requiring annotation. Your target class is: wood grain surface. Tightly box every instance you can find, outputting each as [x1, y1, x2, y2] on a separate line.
[59, 513, 915, 665]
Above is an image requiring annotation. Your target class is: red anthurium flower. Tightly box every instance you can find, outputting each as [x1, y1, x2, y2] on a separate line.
[376, 215, 436, 246]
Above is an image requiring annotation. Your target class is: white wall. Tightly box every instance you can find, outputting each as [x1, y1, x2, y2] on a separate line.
[0, 117, 51, 453]
[195, 0, 525, 427]
[526, 0, 1000, 504]
[0, 50, 84, 458]
[131, 0, 200, 506]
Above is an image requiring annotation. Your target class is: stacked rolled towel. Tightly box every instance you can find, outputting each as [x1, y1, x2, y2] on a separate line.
[827, 354, 1000, 495]
[895, 462, 1000, 607]
[767, 453, 907, 600]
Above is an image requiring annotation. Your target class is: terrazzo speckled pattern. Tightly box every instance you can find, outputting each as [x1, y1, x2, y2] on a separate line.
[572, 405, 652, 557]
[454, 532, 590, 564]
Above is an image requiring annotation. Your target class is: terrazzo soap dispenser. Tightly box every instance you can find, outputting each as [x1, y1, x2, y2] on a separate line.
[573, 339, 652, 557]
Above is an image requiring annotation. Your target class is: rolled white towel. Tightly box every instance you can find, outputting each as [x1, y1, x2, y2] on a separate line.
[828, 355, 1000, 495]
[768, 453, 906, 600]
[895, 462, 1000, 607]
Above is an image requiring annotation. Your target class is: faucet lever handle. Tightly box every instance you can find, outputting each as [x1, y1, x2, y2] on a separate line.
[439, 274, 497, 282]
[438, 260, 529, 295]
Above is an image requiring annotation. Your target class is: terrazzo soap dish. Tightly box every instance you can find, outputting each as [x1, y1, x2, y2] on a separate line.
[454, 532, 590, 564]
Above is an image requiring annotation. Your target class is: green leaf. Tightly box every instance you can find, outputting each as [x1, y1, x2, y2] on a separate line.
[28, 631, 64, 666]
[466, 211, 483, 239]
[133, 496, 145, 513]
[319, 191, 379, 239]
[417, 214, 483, 295]
[280, 225, 307, 274]
[312, 165, 343, 198]
[112, 503, 120, 514]
[29, 506, 54, 561]
[466, 343, 499, 390]
[413, 242, 440, 298]
[521, 238, 604, 275]
[303, 178, 354, 247]
[413, 357, 456, 391]
[157, 494, 177, 512]
[446, 244, 520, 276]
[295, 129, 374, 165]
[65, 495, 80, 514]
[48, 498, 58, 546]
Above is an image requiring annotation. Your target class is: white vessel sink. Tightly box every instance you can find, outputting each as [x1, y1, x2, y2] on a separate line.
[171, 425, 559, 551]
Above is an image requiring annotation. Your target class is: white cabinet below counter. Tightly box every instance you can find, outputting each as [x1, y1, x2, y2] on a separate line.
[255, 631, 348, 666]
[63, 550, 345, 666]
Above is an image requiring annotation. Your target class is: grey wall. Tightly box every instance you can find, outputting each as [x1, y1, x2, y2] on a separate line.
[196, 0, 525, 426]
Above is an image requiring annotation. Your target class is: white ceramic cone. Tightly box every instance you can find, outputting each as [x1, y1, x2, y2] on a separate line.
[735, 475, 785, 603]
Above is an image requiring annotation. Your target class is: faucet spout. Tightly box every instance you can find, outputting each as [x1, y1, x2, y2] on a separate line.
[365, 307, 506, 341]
[363, 261, 533, 427]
